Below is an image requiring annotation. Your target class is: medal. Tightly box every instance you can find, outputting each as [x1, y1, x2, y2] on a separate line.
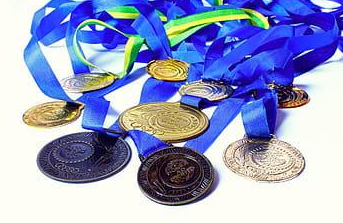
[60, 73, 117, 93]
[146, 59, 189, 81]
[138, 146, 214, 205]
[269, 84, 310, 108]
[23, 0, 342, 206]
[23, 101, 84, 128]
[117, 81, 223, 205]
[119, 102, 209, 142]
[118, 85, 241, 204]
[37, 132, 131, 183]
[223, 136, 305, 182]
[179, 80, 234, 101]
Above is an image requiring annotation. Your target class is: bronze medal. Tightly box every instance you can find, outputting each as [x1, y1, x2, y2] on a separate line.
[179, 80, 234, 101]
[146, 59, 189, 81]
[23, 101, 84, 128]
[269, 84, 310, 108]
[138, 146, 214, 205]
[119, 102, 209, 142]
[60, 73, 117, 93]
[223, 136, 305, 182]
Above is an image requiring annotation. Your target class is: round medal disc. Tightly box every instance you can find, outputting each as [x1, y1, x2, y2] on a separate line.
[138, 147, 214, 205]
[61, 73, 116, 93]
[179, 80, 234, 101]
[119, 102, 209, 143]
[23, 101, 84, 128]
[146, 59, 189, 81]
[269, 84, 310, 108]
[223, 137, 305, 182]
[37, 132, 131, 183]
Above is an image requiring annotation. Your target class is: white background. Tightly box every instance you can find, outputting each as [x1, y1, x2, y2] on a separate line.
[1, 1, 343, 223]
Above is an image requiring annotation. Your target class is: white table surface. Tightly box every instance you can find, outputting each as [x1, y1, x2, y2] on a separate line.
[1, 1, 343, 222]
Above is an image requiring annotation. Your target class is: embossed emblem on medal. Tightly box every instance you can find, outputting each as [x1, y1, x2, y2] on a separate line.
[179, 80, 234, 101]
[37, 132, 131, 183]
[138, 147, 214, 205]
[146, 59, 189, 81]
[61, 73, 116, 93]
[269, 84, 310, 108]
[119, 102, 209, 142]
[223, 137, 305, 182]
[23, 101, 84, 128]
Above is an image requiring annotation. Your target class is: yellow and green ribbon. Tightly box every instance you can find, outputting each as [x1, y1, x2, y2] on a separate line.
[73, 7, 269, 79]
[73, 19, 144, 78]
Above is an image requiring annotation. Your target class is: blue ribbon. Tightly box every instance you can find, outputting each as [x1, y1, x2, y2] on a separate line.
[241, 89, 278, 138]
[24, 0, 343, 156]
[185, 98, 246, 153]
[199, 9, 340, 139]
[24, 37, 73, 102]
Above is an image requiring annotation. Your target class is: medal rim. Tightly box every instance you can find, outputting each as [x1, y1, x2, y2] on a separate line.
[60, 73, 116, 93]
[36, 132, 131, 183]
[223, 137, 306, 183]
[137, 146, 214, 205]
[118, 102, 209, 143]
[146, 59, 189, 82]
[23, 101, 84, 128]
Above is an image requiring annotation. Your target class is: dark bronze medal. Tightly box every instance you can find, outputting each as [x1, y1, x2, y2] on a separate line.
[269, 84, 310, 108]
[37, 132, 131, 183]
[137, 147, 214, 205]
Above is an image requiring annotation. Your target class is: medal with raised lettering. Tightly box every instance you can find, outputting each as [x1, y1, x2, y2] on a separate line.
[223, 90, 305, 182]
[61, 73, 117, 93]
[119, 102, 209, 143]
[268, 83, 310, 108]
[37, 132, 131, 183]
[179, 80, 234, 101]
[23, 101, 84, 128]
[223, 136, 305, 182]
[138, 146, 213, 205]
[112, 79, 235, 205]
[78, 95, 213, 201]
[146, 59, 189, 81]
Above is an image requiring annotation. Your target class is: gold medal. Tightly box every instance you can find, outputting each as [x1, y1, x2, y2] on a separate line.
[60, 73, 117, 93]
[119, 102, 209, 142]
[223, 136, 305, 182]
[146, 59, 189, 81]
[269, 83, 310, 108]
[179, 80, 234, 101]
[23, 101, 84, 128]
